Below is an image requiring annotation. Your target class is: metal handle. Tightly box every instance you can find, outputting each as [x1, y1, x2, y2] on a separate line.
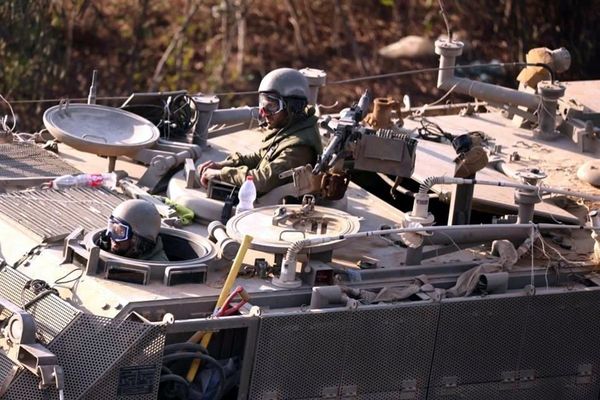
[58, 98, 70, 114]
[81, 134, 107, 143]
[278, 229, 306, 241]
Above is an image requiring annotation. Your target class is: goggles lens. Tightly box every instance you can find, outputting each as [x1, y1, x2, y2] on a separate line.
[259, 93, 284, 116]
[106, 216, 132, 242]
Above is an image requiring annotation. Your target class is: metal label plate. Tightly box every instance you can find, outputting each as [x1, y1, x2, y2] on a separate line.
[116, 365, 157, 396]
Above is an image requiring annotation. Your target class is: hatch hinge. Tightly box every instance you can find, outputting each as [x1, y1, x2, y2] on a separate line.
[261, 391, 278, 400]
[440, 376, 458, 395]
[577, 364, 593, 384]
[319, 385, 358, 399]
[399, 379, 417, 399]
[501, 369, 536, 390]
[340, 384, 357, 399]
[518, 369, 536, 389]
[321, 386, 338, 398]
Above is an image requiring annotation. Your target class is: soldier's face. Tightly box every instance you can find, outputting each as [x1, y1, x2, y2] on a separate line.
[111, 237, 132, 256]
[265, 109, 287, 129]
[259, 93, 288, 128]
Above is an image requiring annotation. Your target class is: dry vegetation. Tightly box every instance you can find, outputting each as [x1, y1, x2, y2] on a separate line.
[1, 0, 599, 131]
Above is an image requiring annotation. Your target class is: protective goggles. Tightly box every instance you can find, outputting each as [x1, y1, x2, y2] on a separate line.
[106, 215, 133, 242]
[258, 93, 285, 116]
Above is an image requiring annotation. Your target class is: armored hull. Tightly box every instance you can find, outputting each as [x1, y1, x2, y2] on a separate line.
[1, 51, 600, 399]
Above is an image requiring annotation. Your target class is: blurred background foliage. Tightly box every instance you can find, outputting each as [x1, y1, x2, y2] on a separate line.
[1, 0, 599, 131]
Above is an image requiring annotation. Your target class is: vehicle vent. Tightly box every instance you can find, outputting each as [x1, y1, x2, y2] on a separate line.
[0, 266, 80, 345]
[0, 187, 125, 242]
[0, 142, 80, 181]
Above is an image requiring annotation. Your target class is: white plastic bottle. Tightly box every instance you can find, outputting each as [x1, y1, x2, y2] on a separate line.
[236, 175, 256, 215]
[51, 172, 117, 190]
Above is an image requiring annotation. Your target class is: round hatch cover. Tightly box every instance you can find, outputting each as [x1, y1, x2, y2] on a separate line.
[85, 227, 218, 265]
[226, 205, 360, 254]
[577, 160, 600, 187]
[43, 104, 160, 157]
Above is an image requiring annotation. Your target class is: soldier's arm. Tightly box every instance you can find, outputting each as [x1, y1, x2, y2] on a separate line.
[219, 151, 262, 169]
[219, 145, 315, 195]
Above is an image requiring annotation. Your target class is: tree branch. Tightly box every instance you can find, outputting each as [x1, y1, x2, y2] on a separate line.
[149, 0, 199, 91]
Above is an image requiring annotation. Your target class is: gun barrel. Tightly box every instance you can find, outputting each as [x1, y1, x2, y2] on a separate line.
[314, 134, 343, 174]
[356, 89, 372, 121]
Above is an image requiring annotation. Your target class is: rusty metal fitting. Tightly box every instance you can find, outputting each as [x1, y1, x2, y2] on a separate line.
[364, 97, 402, 129]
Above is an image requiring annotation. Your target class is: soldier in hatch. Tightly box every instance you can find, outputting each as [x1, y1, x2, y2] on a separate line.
[102, 199, 169, 262]
[197, 68, 323, 195]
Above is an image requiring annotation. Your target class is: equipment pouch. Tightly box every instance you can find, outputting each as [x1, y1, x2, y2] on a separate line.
[320, 171, 350, 200]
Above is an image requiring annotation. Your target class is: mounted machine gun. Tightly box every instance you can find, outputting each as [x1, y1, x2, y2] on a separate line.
[313, 90, 374, 175]
[307, 90, 418, 200]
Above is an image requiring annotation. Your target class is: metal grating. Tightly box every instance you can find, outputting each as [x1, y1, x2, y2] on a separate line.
[427, 375, 599, 400]
[358, 393, 412, 400]
[249, 310, 351, 399]
[0, 354, 15, 381]
[0, 353, 17, 395]
[84, 324, 165, 400]
[0, 186, 126, 242]
[520, 290, 600, 380]
[341, 303, 438, 399]
[3, 314, 164, 400]
[0, 267, 80, 344]
[0, 142, 80, 179]
[249, 302, 437, 400]
[429, 296, 531, 387]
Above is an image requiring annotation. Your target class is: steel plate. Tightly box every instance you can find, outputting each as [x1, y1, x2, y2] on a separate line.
[43, 104, 159, 157]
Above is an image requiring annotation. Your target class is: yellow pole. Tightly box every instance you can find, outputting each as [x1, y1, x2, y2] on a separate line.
[185, 234, 253, 382]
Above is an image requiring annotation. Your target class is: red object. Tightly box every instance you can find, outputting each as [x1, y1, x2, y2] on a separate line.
[215, 286, 249, 317]
[87, 174, 104, 187]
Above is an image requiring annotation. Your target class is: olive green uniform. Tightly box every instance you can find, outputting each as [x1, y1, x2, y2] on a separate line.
[140, 236, 169, 262]
[218, 109, 323, 195]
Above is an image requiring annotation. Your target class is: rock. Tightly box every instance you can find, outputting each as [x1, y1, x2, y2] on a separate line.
[378, 35, 434, 59]
[577, 160, 600, 187]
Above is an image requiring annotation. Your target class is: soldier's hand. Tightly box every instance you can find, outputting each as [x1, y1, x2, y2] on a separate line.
[197, 160, 224, 178]
[197, 160, 215, 177]
[200, 168, 221, 187]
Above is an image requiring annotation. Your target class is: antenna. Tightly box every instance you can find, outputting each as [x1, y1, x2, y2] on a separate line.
[87, 70, 98, 105]
[438, 0, 453, 42]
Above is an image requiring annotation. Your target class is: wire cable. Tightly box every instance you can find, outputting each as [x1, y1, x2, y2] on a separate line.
[20, 279, 59, 309]
[162, 352, 226, 399]
[538, 233, 587, 266]
[7, 96, 129, 104]
[328, 62, 554, 85]
[12, 244, 46, 269]
[159, 374, 190, 399]
[53, 268, 84, 290]
[435, 230, 465, 254]
[3, 61, 556, 105]
[0, 95, 17, 133]
[438, 0, 452, 41]
[534, 183, 565, 225]
[413, 83, 458, 116]
[414, 116, 455, 142]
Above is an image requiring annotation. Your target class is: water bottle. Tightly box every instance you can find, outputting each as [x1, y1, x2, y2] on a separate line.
[51, 172, 117, 190]
[236, 176, 256, 215]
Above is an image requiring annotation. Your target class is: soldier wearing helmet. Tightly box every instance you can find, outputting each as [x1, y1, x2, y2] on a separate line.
[197, 68, 323, 195]
[101, 199, 169, 262]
